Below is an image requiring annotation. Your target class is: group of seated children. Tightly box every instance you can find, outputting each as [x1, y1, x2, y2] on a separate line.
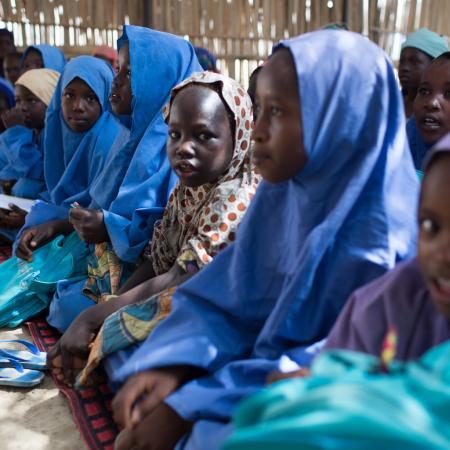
[0, 22, 449, 450]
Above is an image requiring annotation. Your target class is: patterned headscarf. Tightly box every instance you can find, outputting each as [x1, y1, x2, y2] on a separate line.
[149, 71, 260, 275]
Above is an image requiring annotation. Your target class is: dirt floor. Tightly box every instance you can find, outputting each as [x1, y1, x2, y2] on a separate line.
[0, 327, 83, 450]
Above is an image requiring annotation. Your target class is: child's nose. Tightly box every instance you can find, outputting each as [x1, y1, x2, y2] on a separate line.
[438, 233, 450, 262]
[424, 94, 441, 110]
[72, 98, 84, 111]
[251, 115, 269, 143]
[177, 140, 195, 157]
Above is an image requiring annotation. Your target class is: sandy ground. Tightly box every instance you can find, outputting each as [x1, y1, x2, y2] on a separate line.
[0, 327, 84, 450]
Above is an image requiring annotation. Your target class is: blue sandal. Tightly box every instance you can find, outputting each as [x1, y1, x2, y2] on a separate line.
[0, 339, 47, 370]
[0, 358, 45, 387]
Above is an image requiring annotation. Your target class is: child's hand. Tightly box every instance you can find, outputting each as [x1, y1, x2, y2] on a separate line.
[112, 366, 193, 430]
[16, 220, 73, 261]
[69, 207, 109, 243]
[114, 402, 192, 450]
[0, 204, 27, 229]
[47, 309, 99, 385]
[1, 107, 26, 129]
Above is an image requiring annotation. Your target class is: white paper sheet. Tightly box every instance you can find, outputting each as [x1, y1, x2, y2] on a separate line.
[0, 194, 36, 212]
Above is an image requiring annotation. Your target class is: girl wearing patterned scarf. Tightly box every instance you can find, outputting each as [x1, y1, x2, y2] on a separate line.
[49, 71, 260, 386]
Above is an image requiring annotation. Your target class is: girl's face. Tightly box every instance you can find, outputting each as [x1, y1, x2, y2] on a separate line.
[15, 84, 46, 130]
[167, 85, 234, 188]
[21, 49, 44, 73]
[413, 60, 450, 145]
[398, 47, 432, 92]
[61, 77, 102, 132]
[251, 48, 306, 183]
[0, 93, 9, 132]
[418, 154, 450, 318]
[110, 43, 132, 115]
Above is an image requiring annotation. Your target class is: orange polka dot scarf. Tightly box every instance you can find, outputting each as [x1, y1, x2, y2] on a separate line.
[149, 71, 261, 275]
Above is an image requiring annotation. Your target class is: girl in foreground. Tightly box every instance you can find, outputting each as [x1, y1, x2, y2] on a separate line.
[111, 30, 419, 450]
[224, 133, 450, 450]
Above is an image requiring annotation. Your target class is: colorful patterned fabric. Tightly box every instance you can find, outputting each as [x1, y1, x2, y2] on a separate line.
[82, 242, 135, 304]
[77, 287, 175, 386]
[149, 71, 260, 275]
[77, 72, 259, 384]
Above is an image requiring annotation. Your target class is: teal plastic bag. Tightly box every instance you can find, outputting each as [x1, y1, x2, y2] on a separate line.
[0, 232, 89, 327]
[223, 342, 450, 450]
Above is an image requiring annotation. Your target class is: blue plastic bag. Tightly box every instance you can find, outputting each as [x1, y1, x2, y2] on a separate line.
[0, 232, 89, 327]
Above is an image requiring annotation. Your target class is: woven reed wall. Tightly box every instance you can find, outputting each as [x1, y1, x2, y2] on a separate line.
[0, 0, 448, 85]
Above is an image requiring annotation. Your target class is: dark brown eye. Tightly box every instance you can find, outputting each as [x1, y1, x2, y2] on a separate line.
[420, 218, 438, 234]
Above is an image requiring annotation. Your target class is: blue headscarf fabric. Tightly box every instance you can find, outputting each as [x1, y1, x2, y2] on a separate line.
[406, 117, 432, 170]
[0, 77, 14, 107]
[14, 56, 129, 248]
[22, 44, 66, 73]
[101, 25, 203, 263]
[110, 30, 419, 449]
[0, 126, 45, 198]
[43, 55, 129, 208]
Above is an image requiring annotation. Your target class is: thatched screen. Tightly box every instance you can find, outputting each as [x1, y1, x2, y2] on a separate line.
[0, 0, 448, 85]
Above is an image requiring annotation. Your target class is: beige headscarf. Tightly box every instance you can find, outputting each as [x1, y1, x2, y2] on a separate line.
[15, 68, 60, 106]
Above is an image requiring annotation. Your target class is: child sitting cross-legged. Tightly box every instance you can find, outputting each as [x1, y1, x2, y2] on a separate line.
[47, 72, 260, 386]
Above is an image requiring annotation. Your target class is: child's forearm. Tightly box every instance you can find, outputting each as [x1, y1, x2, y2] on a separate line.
[91, 266, 193, 326]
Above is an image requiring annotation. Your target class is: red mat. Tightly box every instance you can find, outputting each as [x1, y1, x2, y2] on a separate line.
[27, 320, 119, 450]
[0, 246, 11, 263]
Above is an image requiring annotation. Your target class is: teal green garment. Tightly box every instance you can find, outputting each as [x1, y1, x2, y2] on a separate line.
[0, 232, 89, 327]
[223, 341, 450, 450]
[401, 28, 448, 58]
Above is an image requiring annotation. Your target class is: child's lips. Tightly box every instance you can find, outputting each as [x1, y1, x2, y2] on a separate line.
[252, 150, 268, 166]
[430, 276, 450, 304]
[175, 160, 197, 175]
[419, 115, 442, 132]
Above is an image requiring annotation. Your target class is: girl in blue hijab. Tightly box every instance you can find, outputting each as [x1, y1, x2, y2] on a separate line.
[15, 55, 130, 260]
[44, 26, 202, 331]
[109, 31, 419, 450]
[21, 44, 66, 73]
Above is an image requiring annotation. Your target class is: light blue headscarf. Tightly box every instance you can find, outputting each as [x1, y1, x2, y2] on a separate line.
[43, 55, 129, 208]
[401, 28, 449, 59]
[0, 126, 44, 198]
[100, 25, 203, 263]
[22, 44, 66, 73]
[110, 31, 419, 449]
[13, 56, 129, 248]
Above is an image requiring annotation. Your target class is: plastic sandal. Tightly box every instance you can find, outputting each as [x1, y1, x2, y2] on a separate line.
[0, 339, 47, 370]
[0, 358, 45, 387]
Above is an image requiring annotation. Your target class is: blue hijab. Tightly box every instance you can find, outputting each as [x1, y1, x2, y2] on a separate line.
[406, 117, 432, 170]
[0, 77, 16, 174]
[0, 77, 14, 107]
[0, 126, 44, 198]
[43, 55, 129, 208]
[22, 44, 66, 73]
[100, 25, 202, 263]
[111, 31, 419, 448]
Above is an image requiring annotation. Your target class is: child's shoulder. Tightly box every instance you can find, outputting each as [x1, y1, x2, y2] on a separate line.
[352, 258, 428, 312]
